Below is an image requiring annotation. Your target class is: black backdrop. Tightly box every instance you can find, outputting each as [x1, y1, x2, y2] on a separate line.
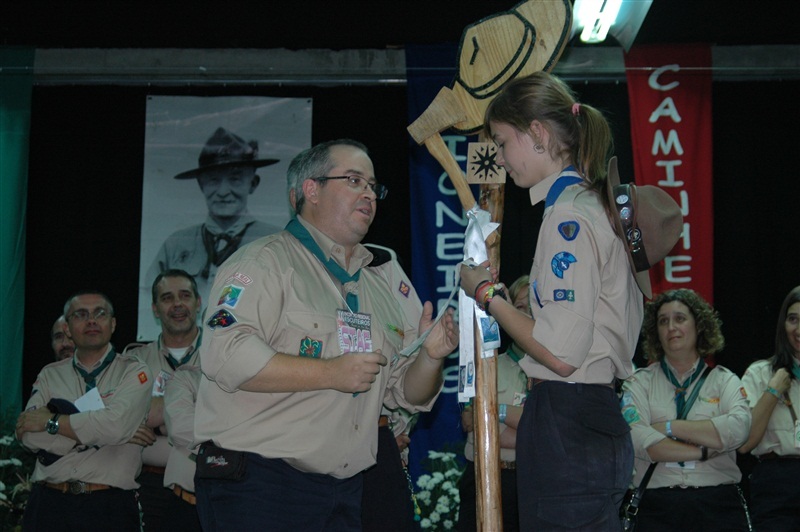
[21, 78, 800, 402]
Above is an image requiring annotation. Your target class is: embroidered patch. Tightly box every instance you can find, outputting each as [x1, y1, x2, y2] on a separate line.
[299, 336, 323, 358]
[207, 309, 237, 329]
[386, 323, 405, 338]
[551, 251, 577, 279]
[700, 396, 721, 404]
[740, 387, 747, 399]
[553, 289, 575, 302]
[218, 285, 244, 308]
[398, 280, 410, 298]
[138, 372, 148, 384]
[229, 272, 253, 285]
[620, 391, 640, 425]
[558, 221, 580, 241]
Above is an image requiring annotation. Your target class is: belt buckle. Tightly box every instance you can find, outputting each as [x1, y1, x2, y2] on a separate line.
[68, 481, 86, 495]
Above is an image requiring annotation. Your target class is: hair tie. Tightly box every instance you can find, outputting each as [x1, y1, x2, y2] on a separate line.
[572, 102, 581, 116]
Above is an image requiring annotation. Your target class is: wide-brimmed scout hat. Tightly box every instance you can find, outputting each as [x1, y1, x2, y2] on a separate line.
[174, 127, 279, 180]
[450, 0, 572, 135]
[606, 157, 683, 299]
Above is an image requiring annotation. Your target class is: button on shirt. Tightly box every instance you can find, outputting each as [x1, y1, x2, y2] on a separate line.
[195, 215, 437, 479]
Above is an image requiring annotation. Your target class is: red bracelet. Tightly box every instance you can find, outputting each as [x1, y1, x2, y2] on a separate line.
[473, 280, 492, 301]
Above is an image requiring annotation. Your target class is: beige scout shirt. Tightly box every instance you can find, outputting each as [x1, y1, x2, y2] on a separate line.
[741, 358, 800, 457]
[195, 215, 437, 479]
[125, 332, 201, 468]
[464, 348, 528, 463]
[622, 361, 751, 488]
[21, 347, 152, 489]
[524, 169, 643, 383]
[164, 365, 202, 491]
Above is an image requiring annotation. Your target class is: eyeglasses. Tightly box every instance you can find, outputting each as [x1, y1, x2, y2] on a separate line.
[68, 308, 111, 322]
[312, 175, 388, 200]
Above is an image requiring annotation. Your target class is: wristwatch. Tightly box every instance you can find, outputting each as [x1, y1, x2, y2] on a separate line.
[46, 413, 61, 435]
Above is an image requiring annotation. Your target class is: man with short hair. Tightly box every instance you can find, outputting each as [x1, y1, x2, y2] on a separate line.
[16, 292, 151, 531]
[50, 315, 75, 361]
[147, 127, 282, 299]
[194, 139, 458, 531]
[124, 269, 203, 531]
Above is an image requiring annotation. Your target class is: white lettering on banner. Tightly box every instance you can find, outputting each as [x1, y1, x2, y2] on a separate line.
[437, 233, 465, 260]
[442, 351, 462, 393]
[649, 64, 692, 285]
[437, 202, 467, 227]
[655, 160, 684, 187]
[649, 97, 683, 123]
[649, 64, 680, 91]
[678, 190, 690, 216]
[437, 264, 460, 293]
[652, 131, 685, 156]
[665, 256, 692, 283]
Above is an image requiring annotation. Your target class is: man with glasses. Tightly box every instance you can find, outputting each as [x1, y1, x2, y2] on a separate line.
[147, 127, 282, 301]
[16, 291, 152, 531]
[194, 139, 458, 531]
[124, 270, 203, 531]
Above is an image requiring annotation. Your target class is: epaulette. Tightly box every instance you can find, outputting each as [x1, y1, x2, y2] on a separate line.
[365, 243, 395, 268]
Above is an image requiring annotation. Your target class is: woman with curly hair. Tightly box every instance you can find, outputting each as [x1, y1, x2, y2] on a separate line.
[620, 289, 752, 530]
[739, 285, 800, 530]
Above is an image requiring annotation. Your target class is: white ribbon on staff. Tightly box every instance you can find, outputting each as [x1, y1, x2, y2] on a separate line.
[458, 205, 500, 403]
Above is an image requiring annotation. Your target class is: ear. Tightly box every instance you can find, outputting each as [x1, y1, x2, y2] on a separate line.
[110, 317, 117, 335]
[528, 119, 546, 144]
[302, 179, 319, 203]
[249, 174, 261, 193]
[62, 320, 72, 339]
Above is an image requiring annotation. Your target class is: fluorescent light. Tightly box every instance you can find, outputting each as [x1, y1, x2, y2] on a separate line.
[577, 0, 623, 43]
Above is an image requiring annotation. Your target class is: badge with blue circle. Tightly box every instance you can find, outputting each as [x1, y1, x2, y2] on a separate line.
[553, 289, 575, 302]
[551, 251, 577, 279]
[558, 221, 580, 241]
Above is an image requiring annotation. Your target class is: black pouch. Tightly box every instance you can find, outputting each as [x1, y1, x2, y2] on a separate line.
[195, 441, 248, 480]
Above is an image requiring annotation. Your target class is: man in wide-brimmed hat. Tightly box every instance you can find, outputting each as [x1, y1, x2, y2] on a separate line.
[147, 127, 281, 302]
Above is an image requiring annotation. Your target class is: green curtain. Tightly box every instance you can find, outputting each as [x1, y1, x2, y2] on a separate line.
[0, 47, 33, 425]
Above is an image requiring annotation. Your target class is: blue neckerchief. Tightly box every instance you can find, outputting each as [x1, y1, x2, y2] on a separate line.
[660, 358, 707, 418]
[506, 344, 523, 364]
[544, 166, 583, 208]
[73, 348, 117, 392]
[286, 218, 361, 312]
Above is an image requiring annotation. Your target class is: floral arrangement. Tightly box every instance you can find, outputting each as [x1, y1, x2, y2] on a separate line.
[1, 423, 35, 531]
[414, 450, 465, 530]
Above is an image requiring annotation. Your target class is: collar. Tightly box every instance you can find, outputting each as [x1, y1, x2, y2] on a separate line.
[157, 328, 202, 358]
[74, 344, 114, 370]
[664, 356, 701, 382]
[295, 215, 373, 275]
[529, 166, 584, 207]
[203, 213, 257, 236]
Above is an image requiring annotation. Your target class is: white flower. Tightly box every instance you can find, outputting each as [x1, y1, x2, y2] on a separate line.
[420, 518, 432, 529]
[416, 474, 432, 490]
[432, 471, 444, 482]
[0, 435, 14, 446]
[444, 520, 454, 529]
[429, 511, 441, 523]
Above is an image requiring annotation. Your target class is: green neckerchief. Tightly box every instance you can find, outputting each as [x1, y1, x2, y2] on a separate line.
[660, 358, 707, 419]
[73, 348, 117, 392]
[286, 218, 361, 312]
[506, 344, 523, 364]
[792, 360, 800, 381]
[163, 329, 202, 370]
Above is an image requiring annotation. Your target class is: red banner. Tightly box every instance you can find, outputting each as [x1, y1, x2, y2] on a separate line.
[625, 45, 714, 303]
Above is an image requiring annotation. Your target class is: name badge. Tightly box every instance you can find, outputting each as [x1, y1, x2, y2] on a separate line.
[337, 309, 373, 354]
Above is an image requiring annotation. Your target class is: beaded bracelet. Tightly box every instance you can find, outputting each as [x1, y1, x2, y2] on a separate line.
[479, 284, 507, 313]
[473, 280, 492, 301]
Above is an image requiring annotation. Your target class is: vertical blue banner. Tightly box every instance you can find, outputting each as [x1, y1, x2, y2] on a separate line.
[406, 44, 479, 480]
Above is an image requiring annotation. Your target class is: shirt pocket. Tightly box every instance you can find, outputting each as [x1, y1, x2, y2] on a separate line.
[283, 311, 340, 359]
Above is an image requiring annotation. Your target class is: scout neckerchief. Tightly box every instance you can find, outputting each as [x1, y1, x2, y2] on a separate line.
[544, 166, 583, 208]
[163, 329, 202, 370]
[201, 222, 254, 278]
[286, 218, 361, 312]
[74, 348, 117, 392]
[660, 357, 707, 418]
[506, 344, 523, 364]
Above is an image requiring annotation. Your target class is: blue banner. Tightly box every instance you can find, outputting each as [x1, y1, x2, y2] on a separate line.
[406, 44, 481, 480]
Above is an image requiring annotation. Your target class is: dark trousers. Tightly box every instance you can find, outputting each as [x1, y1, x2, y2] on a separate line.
[517, 381, 633, 531]
[362, 425, 418, 532]
[161, 492, 202, 532]
[22, 483, 140, 531]
[195, 452, 362, 531]
[456, 460, 519, 531]
[749, 458, 800, 531]
[637, 484, 750, 531]
[137, 469, 182, 531]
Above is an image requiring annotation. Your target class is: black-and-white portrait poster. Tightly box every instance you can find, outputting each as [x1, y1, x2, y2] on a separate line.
[137, 95, 312, 341]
